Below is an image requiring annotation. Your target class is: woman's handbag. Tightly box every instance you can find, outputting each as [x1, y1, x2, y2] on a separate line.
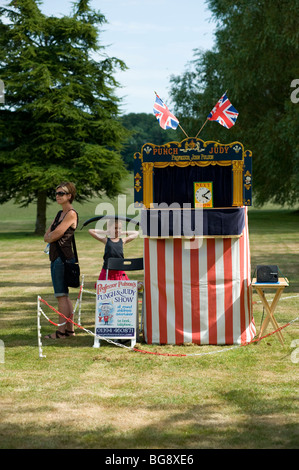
[64, 258, 80, 288]
[56, 236, 80, 288]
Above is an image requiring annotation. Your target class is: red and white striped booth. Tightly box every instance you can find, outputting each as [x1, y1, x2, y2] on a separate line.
[143, 208, 256, 345]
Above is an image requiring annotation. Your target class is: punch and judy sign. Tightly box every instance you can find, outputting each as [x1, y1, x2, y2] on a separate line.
[95, 280, 138, 341]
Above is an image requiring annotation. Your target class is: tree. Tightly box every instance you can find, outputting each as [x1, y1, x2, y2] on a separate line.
[120, 113, 181, 171]
[0, 0, 129, 234]
[170, 0, 299, 206]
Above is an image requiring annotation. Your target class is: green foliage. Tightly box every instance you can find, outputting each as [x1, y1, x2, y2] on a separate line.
[0, 0, 129, 231]
[170, 0, 299, 206]
[120, 113, 182, 171]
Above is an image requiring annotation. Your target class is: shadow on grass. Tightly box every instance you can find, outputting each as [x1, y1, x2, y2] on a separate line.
[0, 394, 297, 449]
[0, 282, 53, 290]
[1, 264, 48, 272]
[0, 328, 144, 350]
[248, 210, 299, 235]
[0, 232, 38, 240]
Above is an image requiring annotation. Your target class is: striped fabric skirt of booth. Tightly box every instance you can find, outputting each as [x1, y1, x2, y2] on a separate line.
[143, 220, 256, 345]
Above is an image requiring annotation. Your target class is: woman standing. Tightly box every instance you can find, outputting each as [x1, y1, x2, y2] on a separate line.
[44, 182, 78, 339]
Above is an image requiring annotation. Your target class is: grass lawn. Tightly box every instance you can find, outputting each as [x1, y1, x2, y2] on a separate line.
[0, 185, 298, 449]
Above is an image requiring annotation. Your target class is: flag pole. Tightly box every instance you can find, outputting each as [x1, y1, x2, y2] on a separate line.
[195, 119, 208, 138]
[154, 91, 189, 138]
[194, 90, 228, 139]
[179, 124, 189, 138]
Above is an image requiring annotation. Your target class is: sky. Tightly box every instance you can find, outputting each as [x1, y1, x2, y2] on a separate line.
[1, 0, 217, 115]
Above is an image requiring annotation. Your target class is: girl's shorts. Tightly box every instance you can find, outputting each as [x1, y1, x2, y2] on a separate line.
[98, 268, 129, 281]
[51, 256, 75, 298]
[94, 268, 129, 288]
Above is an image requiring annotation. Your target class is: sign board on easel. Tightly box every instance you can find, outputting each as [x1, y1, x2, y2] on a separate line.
[94, 280, 138, 348]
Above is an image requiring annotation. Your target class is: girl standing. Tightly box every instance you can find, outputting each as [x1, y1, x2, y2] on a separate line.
[89, 219, 138, 281]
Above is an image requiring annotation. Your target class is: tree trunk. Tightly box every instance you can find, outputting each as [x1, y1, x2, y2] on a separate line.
[35, 190, 47, 235]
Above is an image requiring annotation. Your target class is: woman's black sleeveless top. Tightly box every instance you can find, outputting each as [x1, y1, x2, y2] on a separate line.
[49, 209, 78, 262]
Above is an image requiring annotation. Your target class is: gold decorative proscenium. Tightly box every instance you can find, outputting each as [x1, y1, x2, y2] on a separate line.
[134, 137, 252, 209]
[142, 162, 154, 208]
[232, 160, 245, 207]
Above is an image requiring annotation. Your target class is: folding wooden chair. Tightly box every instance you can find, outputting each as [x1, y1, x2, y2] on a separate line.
[106, 257, 144, 277]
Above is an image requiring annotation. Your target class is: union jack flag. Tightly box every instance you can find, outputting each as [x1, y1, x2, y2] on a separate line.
[208, 93, 239, 129]
[153, 93, 179, 130]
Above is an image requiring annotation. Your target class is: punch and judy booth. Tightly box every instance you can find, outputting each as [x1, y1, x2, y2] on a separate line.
[134, 138, 256, 345]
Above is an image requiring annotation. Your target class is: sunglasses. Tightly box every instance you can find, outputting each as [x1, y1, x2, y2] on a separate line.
[56, 191, 68, 196]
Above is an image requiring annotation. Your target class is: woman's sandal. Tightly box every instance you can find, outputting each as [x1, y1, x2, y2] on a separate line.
[65, 330, 75, 337]
[44, 330, 66, 339]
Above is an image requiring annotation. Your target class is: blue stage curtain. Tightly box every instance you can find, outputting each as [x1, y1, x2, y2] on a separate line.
[153, 165, 232, 207]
